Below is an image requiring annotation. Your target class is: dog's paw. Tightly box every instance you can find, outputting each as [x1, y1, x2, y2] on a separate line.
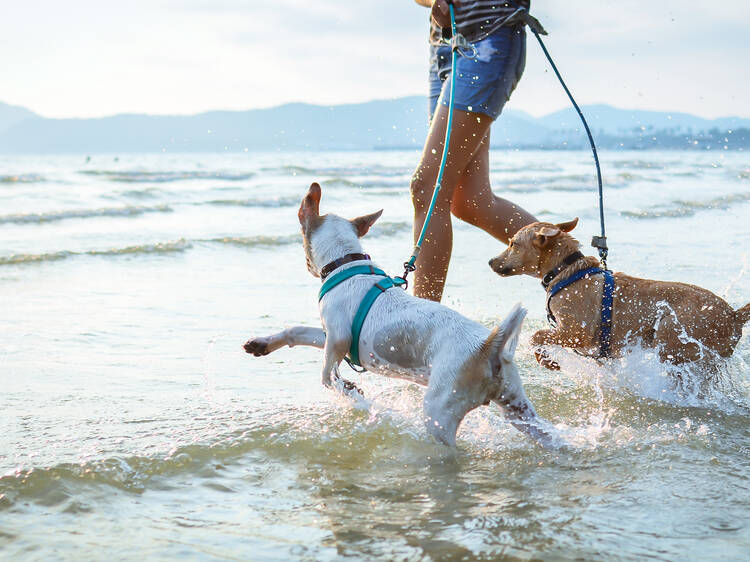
[534, 349, 560, 371]
[243, 338, 270, 356]
[340, 378, 364, 397]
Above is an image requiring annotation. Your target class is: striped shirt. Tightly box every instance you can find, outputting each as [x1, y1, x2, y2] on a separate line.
[429, 1, 530, 44]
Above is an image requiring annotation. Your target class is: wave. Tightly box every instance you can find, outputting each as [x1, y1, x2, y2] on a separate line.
[0, 405, 437, 510]
[491, 172, 657, 194]
[610, 159, 671, 170]
[261, 164, 316, 175]
[115, 187, 163, 199]
[209, 223, 412, 245]
[0, 240, 191, 266]
[622, 191, 750, 219]
[321, 176, 408, 190]
[613, 172, 661, 183]
[207, 221, 409, 247]
[370, 220, 412, 238]
[490, 164, 564, 173]
[730, 168, 750, 181]
[0, 221, 415, 267]
[206, 196, 300, 208]
[0, 174, 46, 184]
[263, 164, 410, 178]
[0, 205, 172, 225]
[79, 170, 254, 183]
[208, 234, 301, 247]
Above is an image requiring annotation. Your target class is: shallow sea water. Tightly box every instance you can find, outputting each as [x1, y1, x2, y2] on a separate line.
[1, 150, 749, 560]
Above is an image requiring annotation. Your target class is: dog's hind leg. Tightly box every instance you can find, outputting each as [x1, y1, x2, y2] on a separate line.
[244, 326, 325, 356]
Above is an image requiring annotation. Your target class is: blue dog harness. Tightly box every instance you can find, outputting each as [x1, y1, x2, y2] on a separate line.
[318, 258, 405, 367]
[545, 264, 615, 358]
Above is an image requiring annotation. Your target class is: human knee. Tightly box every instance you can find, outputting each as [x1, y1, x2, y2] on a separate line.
[410, 170, 432, 213]
[450, 196, 482, 226]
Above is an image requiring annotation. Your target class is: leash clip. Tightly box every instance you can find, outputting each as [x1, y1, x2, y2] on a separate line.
[395, 261, 416, 291]
[450, 33, 477, 59]
[591, 235, 608, 250]
[591, 235, 609, 269]
[393, 261, 417, 291]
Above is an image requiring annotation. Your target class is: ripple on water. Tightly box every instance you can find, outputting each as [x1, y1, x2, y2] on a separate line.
[671, 517, 743, 538]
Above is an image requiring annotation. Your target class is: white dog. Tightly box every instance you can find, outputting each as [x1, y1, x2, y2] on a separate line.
[244, 183, 558, 448]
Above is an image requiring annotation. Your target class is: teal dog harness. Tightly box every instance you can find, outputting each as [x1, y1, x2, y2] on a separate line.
[318, 261, 405, 367]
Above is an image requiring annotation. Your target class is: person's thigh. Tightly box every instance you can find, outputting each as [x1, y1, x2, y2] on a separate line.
[451, 131, 491, 215]
[412, 104, 492, 212]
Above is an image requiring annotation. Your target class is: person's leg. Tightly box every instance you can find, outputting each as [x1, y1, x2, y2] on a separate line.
[450, 129, 537, 244]
[411, 105, 492, 301]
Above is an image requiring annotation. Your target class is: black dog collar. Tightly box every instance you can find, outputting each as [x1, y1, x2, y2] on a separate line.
[541, 251, 585, 289]
[320, 253, 371, 281]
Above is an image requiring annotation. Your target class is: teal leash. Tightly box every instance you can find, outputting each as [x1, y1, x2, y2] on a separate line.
[397, 2, 462, 287]
[319, 5, 467, 369]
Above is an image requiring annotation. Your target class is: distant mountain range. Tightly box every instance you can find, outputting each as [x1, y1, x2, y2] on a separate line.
[2, 98, 749, 153]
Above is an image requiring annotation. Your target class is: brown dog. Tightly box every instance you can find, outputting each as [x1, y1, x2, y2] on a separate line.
[489, 218, 750, 371]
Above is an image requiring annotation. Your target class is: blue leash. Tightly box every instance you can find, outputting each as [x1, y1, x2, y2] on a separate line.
[530, 30, 609, 269]
[502, 0, 610, 268]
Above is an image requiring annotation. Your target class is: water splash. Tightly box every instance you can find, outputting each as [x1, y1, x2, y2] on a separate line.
[540, 338, 750, 413]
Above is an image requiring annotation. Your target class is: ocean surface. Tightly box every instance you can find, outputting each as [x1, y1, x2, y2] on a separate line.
[1, 150, 749, 560]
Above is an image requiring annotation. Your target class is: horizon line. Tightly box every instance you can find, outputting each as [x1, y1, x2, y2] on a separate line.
[4, 97, 750, 123]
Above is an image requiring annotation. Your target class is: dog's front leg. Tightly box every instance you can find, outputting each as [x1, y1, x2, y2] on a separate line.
[320, 345, 340, 388]
[244, 326, 326, 356]
[422, 383, 463, 447]
[320, 336, 351, 388]
[530, 329, 564, 370]
[319, 340, 366, 398]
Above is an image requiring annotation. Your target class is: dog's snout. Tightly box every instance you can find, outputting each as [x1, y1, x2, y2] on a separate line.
[488, 257, 509, 275]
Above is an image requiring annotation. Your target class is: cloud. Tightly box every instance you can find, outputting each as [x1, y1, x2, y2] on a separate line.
[1, 0, 748, 118]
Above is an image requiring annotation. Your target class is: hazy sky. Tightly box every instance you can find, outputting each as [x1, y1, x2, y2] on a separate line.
[2, 1, 749, 119]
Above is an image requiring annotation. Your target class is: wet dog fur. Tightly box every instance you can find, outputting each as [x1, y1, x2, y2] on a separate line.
[489, 218, 750, 371]
[244, 183, 559, 448]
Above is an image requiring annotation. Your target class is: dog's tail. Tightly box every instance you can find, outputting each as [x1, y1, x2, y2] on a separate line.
[736, 303, 750, 327]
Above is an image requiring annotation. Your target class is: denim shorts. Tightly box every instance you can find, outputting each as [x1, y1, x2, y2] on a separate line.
[428, 25, 526, 122]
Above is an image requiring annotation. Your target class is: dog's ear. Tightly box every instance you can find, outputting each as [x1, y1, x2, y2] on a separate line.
[501, 305, 526, 359]
[298, 182, 321, 226]
[533, 225, 560, 249]
[351, 209, 383, 237]
[485, 304, 527, 361]
[556, 217, 579, 232]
